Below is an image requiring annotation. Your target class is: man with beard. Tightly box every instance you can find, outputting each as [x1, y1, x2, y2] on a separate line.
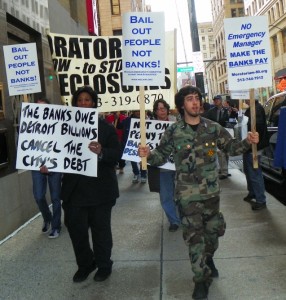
[138, 85, 259, 300]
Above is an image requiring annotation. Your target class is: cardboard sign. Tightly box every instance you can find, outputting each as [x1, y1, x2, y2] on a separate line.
[224, 16, 272, 90]
[122, 118, 175, 170]
[3, 43, 41, 96]
[16, 103, 98, 177]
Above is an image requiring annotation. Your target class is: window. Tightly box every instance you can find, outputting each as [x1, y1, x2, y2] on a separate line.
[231, 8, 237, 17]
[113, 29, 122, 36]
[111, 0, 120, 15]
[273, 35, 279, 57]
[0, 129, 8, 168]
[238, 8, 244, 16]
[202, 36, 205, 42]
[282, 29, 286, 53]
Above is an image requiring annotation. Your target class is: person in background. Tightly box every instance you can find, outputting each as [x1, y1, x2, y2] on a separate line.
[122, 110, 147, 183]
[243, 99, 268, 210]
[61, 86, 120, 283]
[148, 99, 180, 232]
[138, 86, 259, 300]
[205, 95, 231, 180]
[106, 111, 127, 174]
[31, 98, 62, 239]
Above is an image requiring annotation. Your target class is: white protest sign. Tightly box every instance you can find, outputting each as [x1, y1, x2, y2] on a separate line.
[224, 16, 272, 90]
[122, 118, 175, 170]
[122, 12, 165, 86]
[47, 32, 175, 111]
[3, 43, 41, 96]
[192, 51, 204, 73]
[16, 103, 98, 177]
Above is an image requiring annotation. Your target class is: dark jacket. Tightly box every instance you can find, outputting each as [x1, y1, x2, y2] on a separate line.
[244, 101, 269, 152]
[205, 106, 229, 127]
[61, 119, 120, 206]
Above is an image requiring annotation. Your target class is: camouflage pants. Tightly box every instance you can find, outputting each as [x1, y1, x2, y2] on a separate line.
[178, 196, 226, 283]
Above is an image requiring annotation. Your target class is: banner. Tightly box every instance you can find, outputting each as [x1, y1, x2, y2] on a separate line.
[16, 103, 98, 177]
[3, 43, 41, 96]
[122, 118, 175, 170]
[47, 32, 176, 112]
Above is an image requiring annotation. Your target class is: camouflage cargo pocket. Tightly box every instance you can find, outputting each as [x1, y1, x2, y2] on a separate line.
[217, 212, 226, 237]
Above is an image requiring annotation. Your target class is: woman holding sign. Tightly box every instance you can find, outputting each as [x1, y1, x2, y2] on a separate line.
[61, 86, 120, 283]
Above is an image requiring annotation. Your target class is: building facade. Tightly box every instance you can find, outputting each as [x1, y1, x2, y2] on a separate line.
[0, 0, 88, 240]
[245, 0, 286, 97]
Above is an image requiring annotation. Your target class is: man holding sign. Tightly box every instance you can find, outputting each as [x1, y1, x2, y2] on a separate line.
[139, 85, 259, 299]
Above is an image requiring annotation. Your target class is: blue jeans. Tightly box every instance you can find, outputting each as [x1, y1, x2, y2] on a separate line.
[131, 161, 147, 178]
[242, 152, 266, 204]
[32, 171, 62, 230]
[160, 170, 180, 225]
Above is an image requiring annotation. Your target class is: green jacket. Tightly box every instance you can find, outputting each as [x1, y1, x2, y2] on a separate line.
[147, 117, 250, 204]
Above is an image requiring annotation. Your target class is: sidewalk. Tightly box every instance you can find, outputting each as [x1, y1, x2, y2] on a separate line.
[1, 163, 286, 300]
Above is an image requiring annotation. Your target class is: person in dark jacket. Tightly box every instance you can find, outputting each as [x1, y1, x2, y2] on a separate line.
[243, 99, 269, 210]
[205, 95, 231, 179]
[61, 86, 120, 283]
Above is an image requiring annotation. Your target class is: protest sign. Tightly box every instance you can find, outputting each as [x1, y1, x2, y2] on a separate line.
[3, 43, 41, 96]
[224, 16, 272, 90]
[16, 103, 98, 177]
[122, 118, 175, 170]
[47, 32, 175, 112]
[122, 12, 165, 86]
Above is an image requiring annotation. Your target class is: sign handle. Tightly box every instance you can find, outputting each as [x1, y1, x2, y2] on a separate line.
[139, 86, 147, 170]
[249, 88, 258, 169]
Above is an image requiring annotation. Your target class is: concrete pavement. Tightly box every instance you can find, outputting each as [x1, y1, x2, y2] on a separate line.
[1, 163, 286, 300]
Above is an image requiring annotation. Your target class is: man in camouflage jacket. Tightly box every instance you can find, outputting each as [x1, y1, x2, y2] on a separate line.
[138, 85, 259, 300]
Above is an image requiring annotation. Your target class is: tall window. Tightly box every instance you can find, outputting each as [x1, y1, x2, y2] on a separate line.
[282, 29, 286, 53]
[273, 35, 279, 57]
[111, 0, 120, 15]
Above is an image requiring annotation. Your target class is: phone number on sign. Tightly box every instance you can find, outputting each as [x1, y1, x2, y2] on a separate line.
[97, 93, 164, 107]
[237, 76, 263, 82]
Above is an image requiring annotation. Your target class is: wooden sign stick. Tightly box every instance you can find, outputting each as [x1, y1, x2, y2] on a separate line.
[139, 86, 147, 170]
[249, 88, 258, 168]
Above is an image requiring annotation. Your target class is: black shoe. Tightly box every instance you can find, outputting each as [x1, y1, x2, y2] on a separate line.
[243, 195, 255, 203]
[252, 202, 266, 211]
[73, 262, 97, 283]
[219, 175, 228, 180]
[227, 173, 232, 177]
[192, 282, 209, 300]
[94, 268, 112, 282]
[168, 224, 179, 232]
[206, 257, 219, 278]
[42, 221, 50, 233]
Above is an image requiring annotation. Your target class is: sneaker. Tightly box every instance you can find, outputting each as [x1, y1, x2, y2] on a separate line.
[205, 257, 219, 278]
[42, 221, 50, 233]
[168, 224, 179, 232]
[48, 229, 60, 239]
[252, 202, 266, 211]
[219, 175, 228, 180]
[243, 195, 255, 202]
[132, 175, 139, 183]
[141, 177, 147, 183]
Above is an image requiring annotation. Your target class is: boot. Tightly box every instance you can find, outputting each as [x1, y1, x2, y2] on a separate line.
[192, 282, 209, 300]
[205, 257, 219, 278]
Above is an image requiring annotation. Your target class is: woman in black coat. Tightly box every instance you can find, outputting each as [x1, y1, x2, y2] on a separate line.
[61, 86, 120, 283]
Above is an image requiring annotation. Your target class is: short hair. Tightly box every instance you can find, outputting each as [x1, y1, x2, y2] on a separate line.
[35, 98, 50, 104]
[71, 86, 98, 107]
[153, 99, 170, 116]
[175, 86, 202, 116]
